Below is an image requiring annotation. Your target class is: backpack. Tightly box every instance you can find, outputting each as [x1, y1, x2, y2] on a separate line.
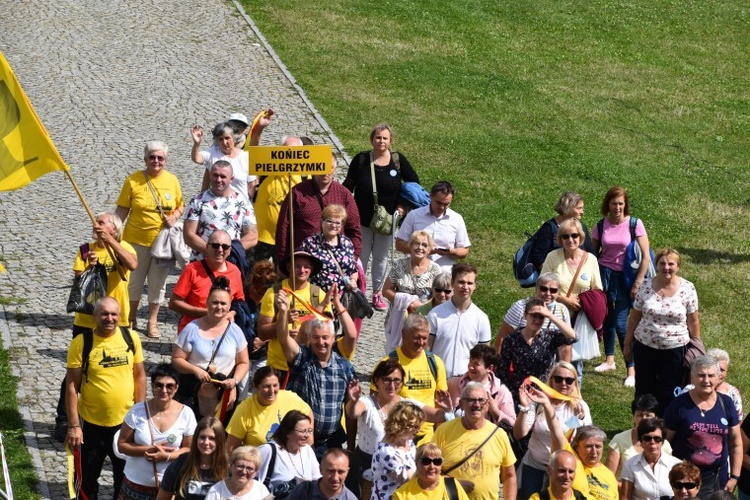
[539, 488, 587, 500]
[513, 220, 552, 288]
[80, 327, 135, 385]
[388, 349, 439, 381]
[596, 217, 656, 289]
[400, 182, 431, 210]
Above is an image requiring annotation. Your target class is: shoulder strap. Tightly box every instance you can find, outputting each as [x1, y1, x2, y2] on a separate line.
[444, 476, 459, 500]
[143, 171, 167, 219]
[388, 349, 398, 359]
[310, 284, 321, 308]
[262, 443, 277, 488]
[81, 331, 94, 385]
[566, 252, 588, 298]
[369, 151, 379, 205]
[629, 216, 638, 241]
[121, 326, 135, 355]
[596, 218, 604, 240]
[391, 152, 400, 169]
[539, 488, 551, 500]
[201, 259, 216, 282]
[442, 423, 500, 474]
[425, 350, 438, 381]
[206, 322, 233, 370]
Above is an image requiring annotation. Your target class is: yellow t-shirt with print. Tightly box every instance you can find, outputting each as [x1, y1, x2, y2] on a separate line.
[226, 390, 311, 447]
[67, 328, 144, 427]
[254, 176, 302, 245]
[432, 418, 516, 500]
[529, 486, 588, 500]
[393, 476, 470, 500]
[563, 441, 619, 500]
[259, 279, 331, 371]
[116, 170, 183, 247]
[380, 348, 448, 443]
[73, 241, 136, 328]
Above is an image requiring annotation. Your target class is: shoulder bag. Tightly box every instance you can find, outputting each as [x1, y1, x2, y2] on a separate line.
[369, 151, 394, 235]
[66, 243, 108, 314]
[323, 246, 373, 319]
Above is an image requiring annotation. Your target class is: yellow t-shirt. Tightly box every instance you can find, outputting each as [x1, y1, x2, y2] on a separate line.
[563, 441, 619, 500]
[529, 486, 587, 500]
[66, 328, 144, 427]
[226, 390, 311, 447]
[380, 349, 448, 443]
[73, 241, 136, 328]
[116, 170, 183, 247]
[254, 176, 302, 245]
[432, 419, 516, 500]
[259, 279, 331, 371]
[393, 476, 470, 500]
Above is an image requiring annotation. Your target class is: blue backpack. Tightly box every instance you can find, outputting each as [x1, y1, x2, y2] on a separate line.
[596, 217, 656, 289]
[400, 182, 431, 210]
[513, 221, 552, 288]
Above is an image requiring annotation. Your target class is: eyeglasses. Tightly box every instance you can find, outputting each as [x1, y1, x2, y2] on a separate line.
[381, 378, 403, 386]
[210, 243, 231, 251]
[538, 285, 559, 293]
[672, 482, 697, 490]
[561, 233, 579, 240]
[434, 289, 452, 295]
[552, 375, 576, 385]
[148, 154, 166, 162]
[529, 313, 545, 320]
[419, 457, 443, 466]
[294, 428, 314, 436]
[234, 464, 256, 473]
[154, 382, 176, 390]
[323, 219, 342, 226]
[461, 397, 489, 406]
[640, 435, 664, 443]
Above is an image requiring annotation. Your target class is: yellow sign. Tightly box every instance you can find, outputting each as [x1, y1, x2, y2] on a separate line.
[0, 50, 70, 191]
[248, 144, 332, 176]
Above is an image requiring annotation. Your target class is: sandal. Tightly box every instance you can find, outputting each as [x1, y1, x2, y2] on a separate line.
[146, 323, 161, 339]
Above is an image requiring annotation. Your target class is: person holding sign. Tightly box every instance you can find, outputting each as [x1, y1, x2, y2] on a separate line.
[343, 124, 420, 311]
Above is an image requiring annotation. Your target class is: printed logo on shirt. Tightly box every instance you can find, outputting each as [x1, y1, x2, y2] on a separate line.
[404, 368, 435, 391]
[95, 346, 131, 369]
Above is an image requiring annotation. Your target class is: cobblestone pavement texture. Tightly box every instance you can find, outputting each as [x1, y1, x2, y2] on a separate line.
[0, 1, 390, 497]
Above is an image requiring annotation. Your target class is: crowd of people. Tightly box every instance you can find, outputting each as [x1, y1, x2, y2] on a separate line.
[57, 112, 749, 500]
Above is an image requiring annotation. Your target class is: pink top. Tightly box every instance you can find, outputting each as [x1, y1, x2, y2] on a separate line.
[592, 216, 647, 271]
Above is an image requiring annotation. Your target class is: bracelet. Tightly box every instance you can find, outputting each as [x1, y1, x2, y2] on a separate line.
[166, 452, 172, 462]
[68, 425, 80, 429]
[517, 404, 533, 413]
[730, 474, 740, 481]
[443, 411, 456, 421]
[337, 308, 348, 315]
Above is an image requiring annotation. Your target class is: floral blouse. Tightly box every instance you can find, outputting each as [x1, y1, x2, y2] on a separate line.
[388, 257, 441, 301]
[301, 232, 358, 292]
[371, 441, 416, 500]
[633, 277, 698, 350]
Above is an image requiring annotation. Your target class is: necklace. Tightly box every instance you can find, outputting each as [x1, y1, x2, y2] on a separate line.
[286, 449, 306, 478]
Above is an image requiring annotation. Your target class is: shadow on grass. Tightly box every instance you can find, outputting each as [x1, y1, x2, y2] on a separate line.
[677, 247, 750, 266]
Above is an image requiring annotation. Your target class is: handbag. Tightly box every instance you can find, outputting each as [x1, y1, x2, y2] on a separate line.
[571, 312, 600, 361]
[368, 152, 393, 235]
[323, 247, 374, 319]
[66, 244, 108, 314]
[143, 171, 179, 261]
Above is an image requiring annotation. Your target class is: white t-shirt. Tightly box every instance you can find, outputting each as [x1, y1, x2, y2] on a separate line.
[122, 402, 197, 487]
[201, 145, 256, 202]
[522, 400, 592, 470]
[256, 440, 321, 488]
[175, 322, 248, 377]
[356, 395, 425, 455]
[427, 301, 491, 378]
[396, 206, 471, 272]
[205, 479, 271, 500]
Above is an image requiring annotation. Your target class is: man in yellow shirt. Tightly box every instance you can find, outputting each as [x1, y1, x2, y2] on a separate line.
[432, 382, 517, 500]
[529, 450, 587, 500]
[65, 297, 146, 499]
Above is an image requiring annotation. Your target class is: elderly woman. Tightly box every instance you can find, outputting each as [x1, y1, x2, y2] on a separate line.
[416, 272, 452, 316]
[494, 272, 571, 358]
[514, 362, 592, 499]
[172, 277, 250, 418]
[300, 203, 359, 293]
[191, 122, 254, 202]
[496, 298, 577, 406]
[683, 348, 743, 421]
[529, 191, 595, 272]
[256, 410, 321, 499]
[116, 141, 183, 338]
[592, 186, 652, 387]
[620, 417, 682, 500]
[605, 394, 673, 479]
[118, 364, 196, 498]
[623, 248, 700, 414]
[392, 443, 469, 500]
[371, 402, 425, 500]
[664, 355, 742, 498]
[669, 460, 702, 500]
[205, 446, 270, 500]
[157, 417, 229, 500]
[226, 366, 312, 451]
[343, 123, 420, 311]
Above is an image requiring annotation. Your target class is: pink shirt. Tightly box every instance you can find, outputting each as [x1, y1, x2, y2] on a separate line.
[592, 216, 647, 271]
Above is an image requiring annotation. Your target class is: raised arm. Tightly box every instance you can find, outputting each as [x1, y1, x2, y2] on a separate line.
[190, 125, 205, 164]
[276, 290, 300, 362]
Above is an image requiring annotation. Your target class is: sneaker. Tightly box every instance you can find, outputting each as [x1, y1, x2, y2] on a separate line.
[594, 362, 616, 373]
[624, 375, 636, 388]
[372, 293, 388, 311]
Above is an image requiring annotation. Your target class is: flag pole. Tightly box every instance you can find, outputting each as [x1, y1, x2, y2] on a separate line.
[64, 170, 126, 280]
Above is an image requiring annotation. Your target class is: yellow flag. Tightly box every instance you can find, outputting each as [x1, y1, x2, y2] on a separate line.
[0, 50, 69, 191]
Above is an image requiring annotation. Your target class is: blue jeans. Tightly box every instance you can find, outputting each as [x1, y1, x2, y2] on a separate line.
[600, 266, 634, 368]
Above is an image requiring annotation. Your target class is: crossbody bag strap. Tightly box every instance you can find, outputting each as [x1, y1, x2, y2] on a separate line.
[143, 171, 167, 220]
[200, 259, 216, 281]
[444, 476, 459, 500]
[142, 401, 160, 487]
[442, 424, 500, 474]
[323, 245, 346, 279]
[206, 321, 233, 370]
[369, 151, 379, 206]
[566, 252, 588, 298]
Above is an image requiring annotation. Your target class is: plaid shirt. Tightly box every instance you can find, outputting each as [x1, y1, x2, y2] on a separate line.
[288, 346, 354, 438]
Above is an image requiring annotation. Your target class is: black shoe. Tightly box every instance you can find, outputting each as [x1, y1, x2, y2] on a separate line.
[53, 420, 68, 443]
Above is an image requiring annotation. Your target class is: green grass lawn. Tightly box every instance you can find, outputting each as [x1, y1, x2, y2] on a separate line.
[240, 0, 750, 435]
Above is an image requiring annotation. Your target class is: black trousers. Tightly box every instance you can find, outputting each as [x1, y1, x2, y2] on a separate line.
[80, 418, 125, 499]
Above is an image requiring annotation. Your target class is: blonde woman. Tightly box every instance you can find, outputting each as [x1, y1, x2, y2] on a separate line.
[205, 446, 270, 499]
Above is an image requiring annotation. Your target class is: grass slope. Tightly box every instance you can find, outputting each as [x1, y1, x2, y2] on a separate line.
[240, 0, 750, 434]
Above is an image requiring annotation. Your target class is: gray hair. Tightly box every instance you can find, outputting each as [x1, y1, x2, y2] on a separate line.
[537, 272, 561, 287]
[570, 425, 607, 449]
[432, 272, 452, 291]
[690, 355, 721, 376]
[554, 191, 583, 216]
[403, 313, 428, 333]
[460, 381, 486, 399]
[211, 121, 244, 145]
[95, 212, 124, 241]
[210, 160, 233, 173]
[706, 348, 730, 366]
[143, 140, 168, 160]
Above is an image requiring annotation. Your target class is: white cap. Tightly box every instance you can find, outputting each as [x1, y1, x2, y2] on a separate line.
[227, 113, 249, 126]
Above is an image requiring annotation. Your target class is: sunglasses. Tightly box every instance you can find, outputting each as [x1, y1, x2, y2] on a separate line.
[381, 378, 402, 386]
[672, 482, 697, 490]
[561, 233, 579, 240]
[640, 435, 664, 443]
[529, 313, 546, 320]
[148, 154, 166, 162]
[434, 289, 452, 295]
[538, 285, 558, 293]
[461, 397, 489, 406]
[154, 382, 176, 390]
[419, 457, 443, 466]
[210, 243, 231, 251]
[552, 375, 576, 385]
